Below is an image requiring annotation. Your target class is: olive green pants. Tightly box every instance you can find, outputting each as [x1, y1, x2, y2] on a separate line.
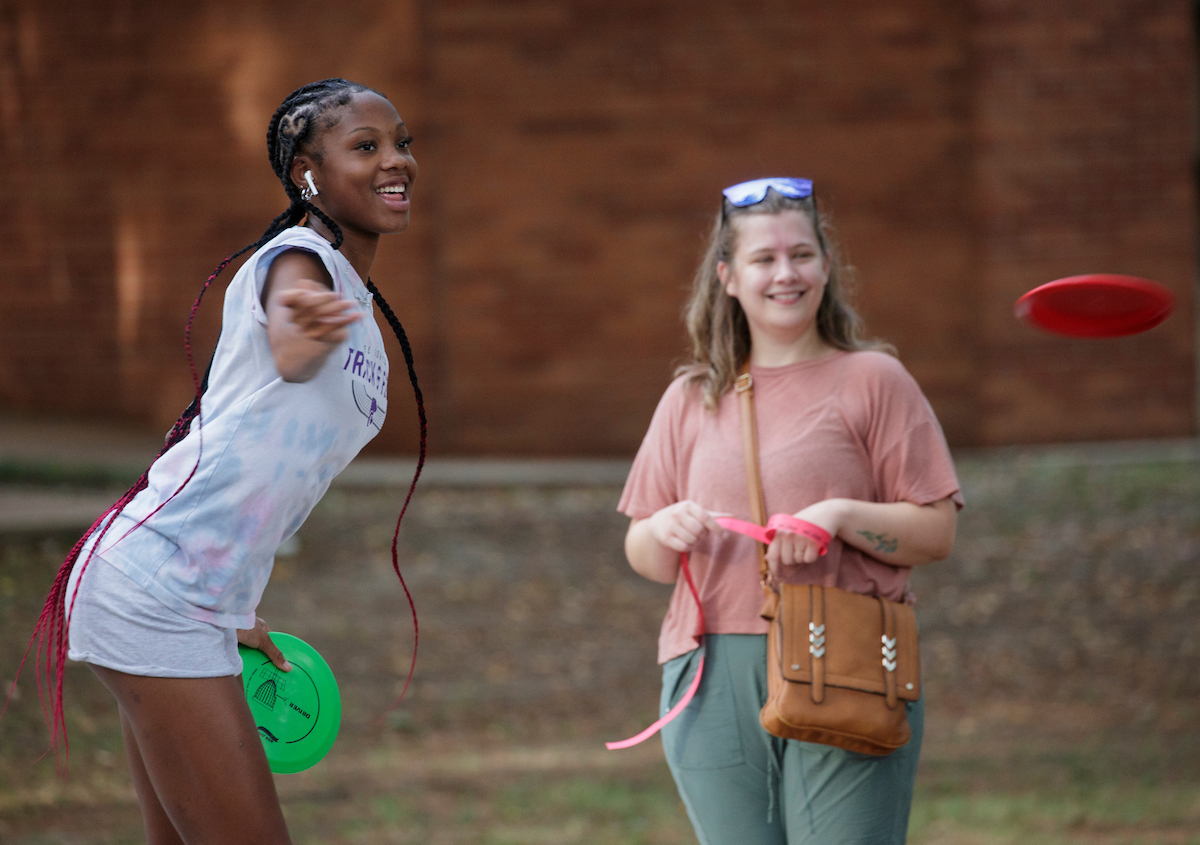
[660, 634, 923, 845]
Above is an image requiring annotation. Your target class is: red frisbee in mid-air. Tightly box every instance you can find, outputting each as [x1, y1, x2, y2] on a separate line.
[1015, 274, 1175, 338]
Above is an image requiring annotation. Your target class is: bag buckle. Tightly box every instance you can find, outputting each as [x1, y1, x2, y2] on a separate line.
[735, 372, 753, 392]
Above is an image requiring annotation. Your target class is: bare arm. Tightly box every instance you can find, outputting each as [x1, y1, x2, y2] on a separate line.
[767, 496, 958, 574]
[263, 249, 361, 383]
[624, 501, 725, 584]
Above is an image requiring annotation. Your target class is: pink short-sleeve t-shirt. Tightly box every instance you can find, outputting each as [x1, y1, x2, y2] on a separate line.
[618, 350, 963, 664]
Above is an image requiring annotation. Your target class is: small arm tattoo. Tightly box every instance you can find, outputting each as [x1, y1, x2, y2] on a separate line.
[858, 530, 898, 554]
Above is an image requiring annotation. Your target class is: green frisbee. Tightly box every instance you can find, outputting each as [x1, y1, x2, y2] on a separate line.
[238, 632, 341, 774]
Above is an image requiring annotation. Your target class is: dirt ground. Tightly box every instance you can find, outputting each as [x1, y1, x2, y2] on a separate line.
[2, 448, 1200, 843]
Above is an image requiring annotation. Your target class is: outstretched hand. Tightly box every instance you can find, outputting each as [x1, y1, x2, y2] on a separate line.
[237, 616, 292, 672]
[276, 278, 361, 345]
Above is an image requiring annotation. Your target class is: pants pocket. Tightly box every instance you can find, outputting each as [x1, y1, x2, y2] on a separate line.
[661, 642, 746, 770]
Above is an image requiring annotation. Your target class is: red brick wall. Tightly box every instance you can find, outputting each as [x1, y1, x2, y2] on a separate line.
[0, 1, 1193, 454]
[425, 0, 980, 452]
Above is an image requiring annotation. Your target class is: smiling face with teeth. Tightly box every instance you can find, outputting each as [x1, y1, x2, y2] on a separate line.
[718, 209, 832, 363]
[289, 91, 417, 266]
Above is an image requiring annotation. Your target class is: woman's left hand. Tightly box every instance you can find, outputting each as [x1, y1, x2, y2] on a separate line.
[237, 616, 292, 672]
[766, 499, 846, 574]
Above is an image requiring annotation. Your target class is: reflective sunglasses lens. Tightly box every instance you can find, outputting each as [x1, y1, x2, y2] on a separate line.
[722, 177, 813, 207]
[722, 179, 771, 206]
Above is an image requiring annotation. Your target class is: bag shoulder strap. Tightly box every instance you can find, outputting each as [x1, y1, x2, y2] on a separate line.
[735, 365, 772, 590]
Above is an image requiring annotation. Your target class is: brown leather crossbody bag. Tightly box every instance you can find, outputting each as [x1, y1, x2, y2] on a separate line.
[735, 370, 919, 755]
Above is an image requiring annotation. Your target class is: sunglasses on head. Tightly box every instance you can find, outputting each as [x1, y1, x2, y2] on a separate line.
[721, 178, 814, 219]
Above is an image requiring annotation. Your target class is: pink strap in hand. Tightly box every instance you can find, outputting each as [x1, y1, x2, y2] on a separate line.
[716, 513, 832, 556]
[605, 514, 831, 751]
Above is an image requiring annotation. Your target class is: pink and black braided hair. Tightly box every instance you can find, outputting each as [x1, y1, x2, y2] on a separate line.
[3, 78, 427, 768]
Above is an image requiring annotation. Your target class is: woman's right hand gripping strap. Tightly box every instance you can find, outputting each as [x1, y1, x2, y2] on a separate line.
[605, 552, 706, 750]
[765, 513, 831, 556]
[715, 514, 831, 556]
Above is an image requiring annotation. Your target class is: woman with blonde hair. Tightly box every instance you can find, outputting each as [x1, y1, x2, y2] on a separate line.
[618, 178, 962, 843]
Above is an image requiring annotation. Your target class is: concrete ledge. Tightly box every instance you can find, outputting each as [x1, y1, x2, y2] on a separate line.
[0, 460, 636, 533]
[0, 416, 161, 467]
[3, 413, 1199, 492]
[336, 457, 634, 488]
[0, 489, 122, 532]
[4, 439, 1200, 532]
[951, 437, 1200, 467]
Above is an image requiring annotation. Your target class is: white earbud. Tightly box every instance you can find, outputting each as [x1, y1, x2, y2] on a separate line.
[303, 170, 319, 198]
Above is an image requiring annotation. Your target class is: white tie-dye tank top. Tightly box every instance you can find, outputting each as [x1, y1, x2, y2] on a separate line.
[91, 227, 389, 628]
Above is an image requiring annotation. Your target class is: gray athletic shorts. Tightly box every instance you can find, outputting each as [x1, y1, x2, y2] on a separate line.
[65, 553, 243, 678]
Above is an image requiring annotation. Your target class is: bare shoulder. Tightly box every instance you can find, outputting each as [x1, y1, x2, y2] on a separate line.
[263, 248, 334, 305]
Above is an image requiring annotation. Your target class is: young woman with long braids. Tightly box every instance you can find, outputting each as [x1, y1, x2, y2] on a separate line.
[618, 179, 962, 844]
[14, 79, 426, 844]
